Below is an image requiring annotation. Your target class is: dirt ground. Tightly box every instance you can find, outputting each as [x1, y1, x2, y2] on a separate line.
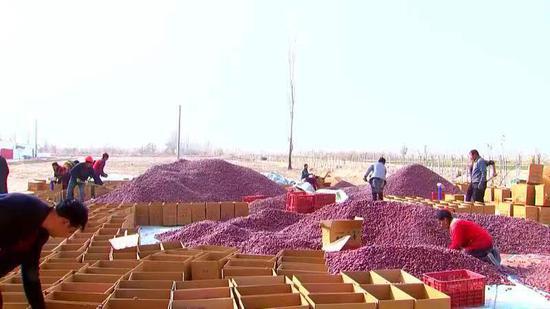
[5, 156, 370, 193]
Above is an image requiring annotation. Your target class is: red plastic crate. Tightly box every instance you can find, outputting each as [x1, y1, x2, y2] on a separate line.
[286, 191, 307, 211]
[423, 269, 486, 307]
[243, 195, 268, 203]
[289, 194, 315, 213]
[314, 193, 336, 210]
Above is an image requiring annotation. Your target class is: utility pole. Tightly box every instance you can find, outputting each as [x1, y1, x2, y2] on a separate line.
[34, 119, 38, 158]
[177, 105, 181, 159]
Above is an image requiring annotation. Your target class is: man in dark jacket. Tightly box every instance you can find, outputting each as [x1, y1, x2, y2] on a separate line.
[0, 155, 8, 194]
[66, 156, 103, 201]
[0, 194, 88, 309]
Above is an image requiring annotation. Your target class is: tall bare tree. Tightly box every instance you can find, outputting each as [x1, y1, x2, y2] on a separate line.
[288, 41, 296, 170]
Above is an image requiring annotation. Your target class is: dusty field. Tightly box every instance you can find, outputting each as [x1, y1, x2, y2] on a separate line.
[5, 156, 371, 193]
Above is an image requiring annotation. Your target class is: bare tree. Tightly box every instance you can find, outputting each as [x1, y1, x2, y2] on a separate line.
[288, 41, 296, 170]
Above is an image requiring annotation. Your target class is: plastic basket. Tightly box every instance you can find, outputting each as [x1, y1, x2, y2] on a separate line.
[286, 191, 307, 211]
[423, 269, 486, 307]
[289, 194, 315, 213]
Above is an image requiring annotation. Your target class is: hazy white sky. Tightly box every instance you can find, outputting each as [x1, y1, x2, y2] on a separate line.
[1, 1, 549, 156]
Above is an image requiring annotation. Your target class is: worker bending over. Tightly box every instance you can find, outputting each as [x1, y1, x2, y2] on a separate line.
[364, 157, 387, 201]
[67, 156, 103, 201]
[93, 153, 109, 179]
[0, 193, 88, 309]
[51, 162, 70, 190]
[436, 209, 500, 266]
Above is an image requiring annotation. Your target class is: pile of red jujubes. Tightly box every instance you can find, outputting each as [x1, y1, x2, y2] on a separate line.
[96, 159, 285, 203]
[384, 164, 462, 198]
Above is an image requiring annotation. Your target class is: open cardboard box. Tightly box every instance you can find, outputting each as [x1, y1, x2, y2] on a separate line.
[91, 260, 141, 269]
[90, 240, 111, 247]
[292, 274, 344, 286]
[234, 284, 299, 299]
[360, 284, 415, 309]
[232, 254, 276, 262]
[43, 299, 105, 309]
[305, 293, 377, 309]
[206, 202, 221, 221]
[129, 271, 184, 281]
[173, 287, 232, 300]
[238, 293, 309, 309]
[191, 252, 232, 280]
[103, 298, 170, 309]
[63, 273, 122, 284]
[277, 262, 328, 276]
[225, 259, 275, 269]
[321, 219, 363, 251]
[190, 202, 206, 222]
[220, 201, 235, 221]
[46, 282, 115, 294]
[117, 280, 175, 290]
[234, 202, 249, 218]
[277, 249, 325, 259]
[112, 288, 172, 300]
[231, 276, 292, 287]
[394, 283, 450, 309]
[177, 203, 192, 225]
[222, 267, 275, 278]
[2, 275, 62, 285]
[297, 283, 363, 295]
[175, 279, 232, 290]
[44, 291, 110, 303]
[162, 248, 204, 257]
[77, 267, 131, 277]
[370, 269, 422, 284]
[172, 298, 238, 309]
[342, 272, 390, 289]
[82, 253, 111, 262]
[86, 246, 112, 254]
[144, 253, 194, 262]
[58, 243, 88, 253]
[111, 252, 139, 260]
[192, 245, 238, 254]
[40, 262, 88, 272]
[137, 259, 192, 280]
[278, 255, 327, 265]
[39, 270, 73, 280]
[1, 292, 27, 303]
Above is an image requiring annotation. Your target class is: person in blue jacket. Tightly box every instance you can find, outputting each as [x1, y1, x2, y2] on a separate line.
[66, 156, 103, 201]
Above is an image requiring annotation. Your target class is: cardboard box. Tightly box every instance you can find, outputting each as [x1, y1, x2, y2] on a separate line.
[148, 203, 164, 226]
[342, 272, 390, 286]
[513, 205, 539, 221]
[278, 256, 326, 265]
[160, 241, 184, 250]
[370, 270, 422, 284]
[44, 299, 105, 309]
[226, 259, 275, 269]
[137, 260, 190, 274]
[172, 298, 237, 309]
[113, 288, 172, 300]
[278, 249, 325, 259]
[232, 254, 276, 262]
[173, 287, 232, 300]
[220, 202, 235, 221]
[527, 164, 544, 184]
[321, 219, 363, 251]
[543, 165, 550, 185]
[292, 274, 345, 285]
[298, 283, 358, 295]
[129, 271, 184, 281]
[206, 202, 221, 221]
[361, 284, 415, 309]
[471, 204, 485, 214]
[493, 188, 511, 203]
[512, 184, 536, 205]
[277, 263, 328, 276]
[162, 203, 178, 226]
[444, 194, 464, 202]
[175, 279, 232, 290]
[538, 207, 550, 225]
[192, 245, 238, 254]
[191, 252, 232, 280]
[484, 187, 494, 203]
[394, 283, 450, 309]
[48, 282, 114, 293]
[497, 202, 514, 217]
[231, 276, 290, 287]
[78, 267, 129, 276]
[306, 293, 377, 309]
[190, 202, 206, 222]
[535, 184, 550, 206]
[117, 280, 175, 290]
[92, 260, 141, 269]
[233, 284, 298, 299]
[222, 267, 274, 278]
[45, 291, 109, 303]
[239, 294, 309, 309]
[484, 205, 496, 215]
[103, 299, 170, 309]
[177, 203, 192, 225]
[234, 202, 249, 217]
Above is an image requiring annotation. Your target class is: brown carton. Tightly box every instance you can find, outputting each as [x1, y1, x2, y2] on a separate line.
[148, 203, 164, 226]
[64, 273, 121, 284]
[394, 283, 450, 309]
[190, 202, 206, 222]
[222, 267, 274, 278]
[48, 282, 114, 294]
[512, 184, 536, 205]
[321, 219, 363, 251]
[278, 256, 326, 265]
[292, 274, 344, 285]
[239, 293, 309, 309]
[173, 287, 232, 300]
[220, 202, 235, 221]
[137, 260, 191, 273]
[231, 276, 291, 287]
[103, 298, 170, 309]
[45, 291, 109, 303]
[129, 272, 184, 281]
[370, 269, 422, 284]
[175, 279, 232, 290]
[113, 288, 172, 299]
[78, 267, 130, 276]
[232, 254, 276, 262]
[226, 259, 275, 269]
[206, 202, 221, 221]
[191, 252, 231, 280]
[162, 203, 178, 226]
[342, 272, 390, 288]
[117, 280, 175, 290]
[484, 205, 496, 215]
[177, 203, 192, 225]
[497, 202, 514, 216]
[145, 254, 191, 263]
[539, 207, 550, 225]
[91, 260, 141, 269]
[306, 293, 377, 309]
[528, 164, 544, 184]
[234, 284, 298, 298]
[172, 298, 237, 309]
[278, 249, 325, 259]
[234, 202, 250, 217]
[160, 241, 184, 250]
[535, 184, 550, 206]
[484, 187, 494, 203]
[361, 284, 415, 309]
[298, 283, 359, 295]
[43, 299, 105, 309]
[192, 245, 238, 254]
[494, 188, 511, 203]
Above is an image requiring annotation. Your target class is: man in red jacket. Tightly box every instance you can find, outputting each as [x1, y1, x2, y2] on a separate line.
[437, 209, 501, 266]
[93, 153, 109, 179]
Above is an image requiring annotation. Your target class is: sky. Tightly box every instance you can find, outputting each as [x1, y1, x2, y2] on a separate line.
[1, 0, 549, 156]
